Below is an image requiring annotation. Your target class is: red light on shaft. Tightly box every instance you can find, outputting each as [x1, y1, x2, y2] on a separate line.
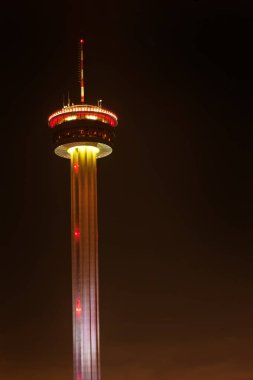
[74, 228, 80, 239]
[76, 298, 82, 314]
[74, 163, 79, 173]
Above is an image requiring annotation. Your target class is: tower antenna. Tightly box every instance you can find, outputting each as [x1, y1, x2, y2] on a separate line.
[80, 39, 85, 104]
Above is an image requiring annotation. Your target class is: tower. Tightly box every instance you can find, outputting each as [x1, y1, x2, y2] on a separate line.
[48, 40, 118, 380]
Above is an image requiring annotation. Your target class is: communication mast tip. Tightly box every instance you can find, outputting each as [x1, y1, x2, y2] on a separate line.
[80, 39, 85, 103]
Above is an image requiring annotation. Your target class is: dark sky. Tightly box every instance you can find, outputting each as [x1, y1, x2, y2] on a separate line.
[1, 1, 253, 379]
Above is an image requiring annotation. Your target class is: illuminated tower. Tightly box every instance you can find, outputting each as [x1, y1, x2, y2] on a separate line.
[48, 40, 118, 380]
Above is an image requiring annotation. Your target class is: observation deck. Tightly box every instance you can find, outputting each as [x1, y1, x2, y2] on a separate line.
[48, 104, 118, 159]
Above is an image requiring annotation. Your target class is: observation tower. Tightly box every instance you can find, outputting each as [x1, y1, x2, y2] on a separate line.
[48, 39, 118, 380]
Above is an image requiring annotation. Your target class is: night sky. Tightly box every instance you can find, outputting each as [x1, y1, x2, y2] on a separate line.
[1, 1, 253, 379]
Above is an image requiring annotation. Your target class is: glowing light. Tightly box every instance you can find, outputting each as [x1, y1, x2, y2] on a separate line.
[74, 228, 80, 239]
[86, 115, 98, 120]
[48, 104, 118, 128]
[68, 146, 99, 155]
[65, 115, 77, 121]
[74, 163, 79, 173]
[80, 39, 84, 43]
[76, 299, 82, 314]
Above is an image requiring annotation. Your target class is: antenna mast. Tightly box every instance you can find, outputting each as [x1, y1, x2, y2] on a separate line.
[80, 39, 85, 104]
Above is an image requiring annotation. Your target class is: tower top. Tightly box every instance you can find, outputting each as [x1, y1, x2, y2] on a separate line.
[48, 39, 118, 160]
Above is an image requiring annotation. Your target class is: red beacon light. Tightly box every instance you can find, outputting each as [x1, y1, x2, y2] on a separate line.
[76, 299, 82, 315]
[74, 228, 80, 239]
[74, 163, 79, 173]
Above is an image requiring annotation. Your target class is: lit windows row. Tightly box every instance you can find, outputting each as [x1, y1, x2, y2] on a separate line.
[48, 105, 117, 126]
[55, 128, 113, 143]
[49, 112, 116, 128]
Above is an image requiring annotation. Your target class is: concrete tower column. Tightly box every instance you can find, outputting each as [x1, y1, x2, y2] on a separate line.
[70, 146, 100, 380]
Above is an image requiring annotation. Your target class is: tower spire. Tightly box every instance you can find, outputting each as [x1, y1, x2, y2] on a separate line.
[80, 39, 85, 104]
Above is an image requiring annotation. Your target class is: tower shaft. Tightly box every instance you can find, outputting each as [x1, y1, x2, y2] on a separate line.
[70, 146, 100, 380]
